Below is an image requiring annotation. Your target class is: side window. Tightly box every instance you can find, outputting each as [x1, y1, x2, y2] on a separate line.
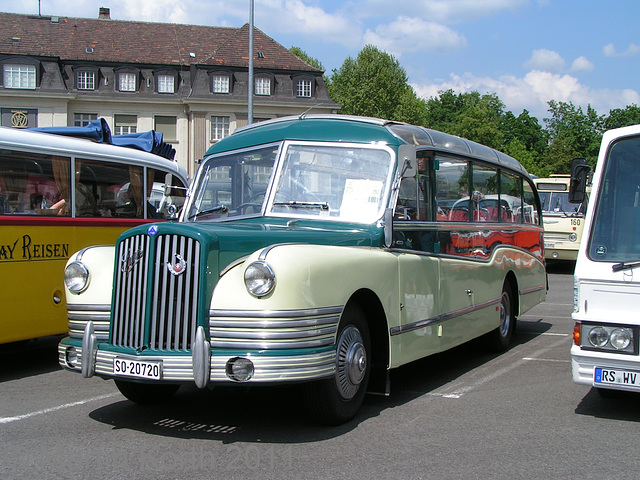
[150, 168, 186, 219]
[523, 180, 539, 225]
[394, 155, 433, 221]
[472, 164, 499, 222]
[0, 152, 67, 216]
[500, 171, 521, 223]
[436, 158, 469, 222]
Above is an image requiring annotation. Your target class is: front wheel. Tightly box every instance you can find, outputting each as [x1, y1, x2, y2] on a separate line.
[115, 380, 180, 405]
[303, 304, 371, 425]
[484, 282, 516, 352]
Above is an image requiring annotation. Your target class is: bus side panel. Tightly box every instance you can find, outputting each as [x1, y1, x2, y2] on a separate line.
[0, 223, 125, 343]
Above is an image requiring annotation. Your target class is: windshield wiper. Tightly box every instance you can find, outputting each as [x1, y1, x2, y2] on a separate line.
[612, 260, 640, 272]
[273, 201, 329, 211]
[188, 204, 228, 220]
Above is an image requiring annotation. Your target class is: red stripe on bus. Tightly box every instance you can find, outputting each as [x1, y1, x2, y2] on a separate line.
[0, 217, 159, 227]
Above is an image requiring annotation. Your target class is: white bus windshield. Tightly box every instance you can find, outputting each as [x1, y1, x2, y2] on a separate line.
[588, 135, 640, 262]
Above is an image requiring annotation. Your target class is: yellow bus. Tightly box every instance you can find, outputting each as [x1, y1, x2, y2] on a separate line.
[0, 121, 188, 344]
[534, 175, 589, 261]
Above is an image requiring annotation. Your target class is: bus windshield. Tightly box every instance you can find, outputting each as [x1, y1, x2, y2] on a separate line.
[187, 142, 394, 224]
[588, 135, 640, 262]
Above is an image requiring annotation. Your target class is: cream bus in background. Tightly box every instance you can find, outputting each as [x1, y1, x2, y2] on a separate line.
[571, 125, 640, 395]
[0, 120, 188, 344]
[534, 175, 589, 261]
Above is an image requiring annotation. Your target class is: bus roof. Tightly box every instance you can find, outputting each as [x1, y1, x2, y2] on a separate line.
[0, 126, 188, 182]
[204, 114, 529, 177]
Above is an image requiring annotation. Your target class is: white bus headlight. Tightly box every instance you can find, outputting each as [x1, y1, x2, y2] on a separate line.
[581, 324, 635, 354]
[569, 233, 578, 242]
[244, 261, 275, 297]
[65, 262, 89, 294]
[588, 327, 608, 348]
[610, 328, 632, 350]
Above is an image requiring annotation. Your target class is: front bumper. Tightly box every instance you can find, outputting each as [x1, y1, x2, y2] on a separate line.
[59, 322, 336, 388]
[571, 344, 640, 392]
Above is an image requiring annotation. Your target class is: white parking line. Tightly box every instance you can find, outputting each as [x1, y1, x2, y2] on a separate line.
[433, 336, 569, 399]
[523, 357, 570, 363]
[0, 393, 119, 424]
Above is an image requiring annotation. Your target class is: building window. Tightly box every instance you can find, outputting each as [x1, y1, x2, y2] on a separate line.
[74, 113, 98, 127]
[118, 73, 137, 92]
[296, 79, 312, 97]
[3, 64, 36, 89]
[157, 74, 174, 94]
[255, 77, 271, 96]
[77, 71, 96, 90]
[114, 114, 137, 135]
[211, 116, 230, 141]
[155, 116, 177, 142]
[212, 74, 230, 93]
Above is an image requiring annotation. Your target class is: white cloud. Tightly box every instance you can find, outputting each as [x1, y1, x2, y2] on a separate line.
[523, 49, 565, 73]
[360, 0, 528, 23]
[570, 56, 594, 73]
[412, 70, 640, 121]
[255, 0, 361, 46]
[363, 16, 467, 57]
[602, 43, 640, 57]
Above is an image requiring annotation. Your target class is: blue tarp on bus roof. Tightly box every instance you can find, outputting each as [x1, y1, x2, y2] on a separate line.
[28, 118, 176, 160]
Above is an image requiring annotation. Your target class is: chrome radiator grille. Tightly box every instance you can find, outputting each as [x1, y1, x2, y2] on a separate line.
[111, 233, 201, 351]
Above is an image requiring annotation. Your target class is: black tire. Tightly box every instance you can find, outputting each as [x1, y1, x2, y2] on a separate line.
[485, 282, 516, 352]
[114, 380, 180, 405]
[303, 304, 371, 425]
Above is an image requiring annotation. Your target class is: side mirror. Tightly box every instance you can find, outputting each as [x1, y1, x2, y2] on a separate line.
[569, 158, 591, 204]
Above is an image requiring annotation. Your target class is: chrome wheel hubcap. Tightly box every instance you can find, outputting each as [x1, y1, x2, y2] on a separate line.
[335, 325, 367, 400]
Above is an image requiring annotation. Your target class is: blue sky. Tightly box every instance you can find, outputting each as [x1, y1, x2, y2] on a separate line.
[2, 0, 639, 123]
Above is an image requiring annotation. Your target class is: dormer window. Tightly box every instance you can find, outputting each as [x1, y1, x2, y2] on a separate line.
[115, 68, 140, 92]
[153, 70, 177, 93]
[210, 71, 233, 94]
[73, 66, 99, 91]
[255, 75, 273, 96]
[293, 75, 315, 98]
[1, 58, 40, 90]
[119, 72, 136, 91]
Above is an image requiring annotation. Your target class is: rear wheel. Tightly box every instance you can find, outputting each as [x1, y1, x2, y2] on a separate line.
[485, 282, 516, 352]
[114, 380, 180, 405]
[303, 304, 371, 425]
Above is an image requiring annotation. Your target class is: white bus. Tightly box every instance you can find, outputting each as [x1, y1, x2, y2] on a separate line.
[534, 175, 589, 261]
[571, 124, 640, 395]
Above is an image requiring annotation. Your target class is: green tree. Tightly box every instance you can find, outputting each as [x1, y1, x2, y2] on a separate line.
[424, 90, 505, 149]
[543, 100, 604, 171]
[604, 104, 640, 130]
[289, 46, 324, 71]
[327, 45, 426, 124]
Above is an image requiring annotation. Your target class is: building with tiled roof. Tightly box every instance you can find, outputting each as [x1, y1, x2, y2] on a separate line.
[0, 8, 339, 176]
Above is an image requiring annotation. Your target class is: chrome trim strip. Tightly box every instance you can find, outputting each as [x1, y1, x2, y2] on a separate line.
[390, 297, 501, 336]
[76, 245, 113, 262]
[210, 306, 343, 318]
[59, 346, 335, 384]
[519, 284, 546, 295]
[257, 243, 308, 261]
[67, 304, 111, 312]
[219, 255, 249, 277]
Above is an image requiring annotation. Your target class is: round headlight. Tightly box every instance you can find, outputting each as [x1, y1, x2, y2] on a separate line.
[244, 261, 276, 297]
[569, 233, 578, 242]
[65, 261, 89, 294]
[610, 328, 632, 350]
[588, 327, 609, 348]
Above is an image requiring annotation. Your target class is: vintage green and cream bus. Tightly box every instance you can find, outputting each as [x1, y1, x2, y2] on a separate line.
[534, 175, 589, 261]
[0, 120, 187, 344]
[58, 115, 546, 424]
